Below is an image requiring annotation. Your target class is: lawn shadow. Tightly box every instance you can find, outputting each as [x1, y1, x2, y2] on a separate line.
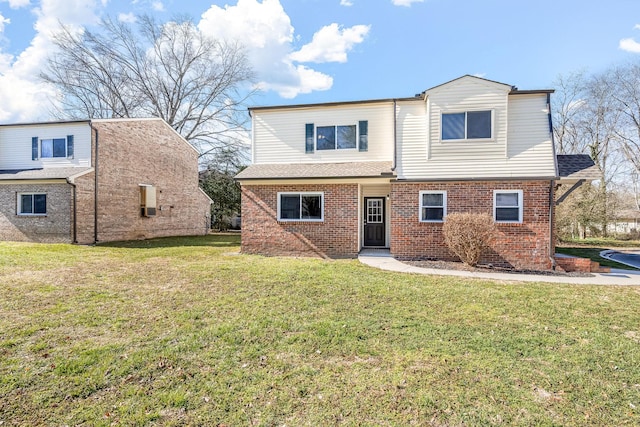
[96, 233, 240, 249]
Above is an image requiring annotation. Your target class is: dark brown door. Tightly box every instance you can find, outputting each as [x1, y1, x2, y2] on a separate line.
[364, 197, 385, 247]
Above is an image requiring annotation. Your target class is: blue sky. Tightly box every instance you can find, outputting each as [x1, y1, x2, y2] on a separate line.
[1, 0, 639, 122]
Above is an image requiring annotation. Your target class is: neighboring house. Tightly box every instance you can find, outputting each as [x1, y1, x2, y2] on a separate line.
[236, 75, 592, 271]
[0, 118, 212, 244]
[610, 209, 640, 234]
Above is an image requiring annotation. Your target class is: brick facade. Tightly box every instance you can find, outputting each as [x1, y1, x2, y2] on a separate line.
[0, 119, 211, 245]
[0, 183, 72, 243]
[89, 120, 211, 242]
[390, 180, 553, 271]
[241, 180, 553, 271]
[241, 184, 359, 258]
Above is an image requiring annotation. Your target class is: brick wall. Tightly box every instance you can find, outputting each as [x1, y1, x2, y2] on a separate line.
[390, 180, 553, 271]
[0, 183, 72, 243]
[241, 184, 359, 258]
[73, 170, 96, 244]
[90, 120, 211, 242]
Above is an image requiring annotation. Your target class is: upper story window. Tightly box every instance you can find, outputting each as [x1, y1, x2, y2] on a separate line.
[442, 111, 492, 140]
[18, 193, 47, 216]
[305, 121, 368, 153]
[317, 125, 356, 150]
[494, 190, 523, 223]
[278, 192, 324, 221]
[32, 135, 74, 160]
[419, 191, 446, 222]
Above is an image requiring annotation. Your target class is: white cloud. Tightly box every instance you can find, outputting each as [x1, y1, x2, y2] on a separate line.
[151, 1, 164, 12]
[0, 13, 10, 33]
[391, 0, 423, 6]
[340, 0, 353, 6]
[118, 12, 137, 23]
[0, 0, 31, 8]
[0, 0, 104, 122]
[199, 0, 368, 99]
[620, 25, 640, 53]
[620, 37, 640, 53]
[289, 23, 369, 64]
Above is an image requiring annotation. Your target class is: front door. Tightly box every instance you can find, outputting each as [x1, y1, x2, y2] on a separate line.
[364, 197, 385, 247]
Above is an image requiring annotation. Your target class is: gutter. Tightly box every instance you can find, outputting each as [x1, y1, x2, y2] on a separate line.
[90, 122, 99, 244]
[66, 178, 78, 243]
[549, 180, 556, 270]
[392, 99, 397, 171]
[547, 92, 557, 270]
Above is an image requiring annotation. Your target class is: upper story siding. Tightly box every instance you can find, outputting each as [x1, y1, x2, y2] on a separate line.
[396, 76, 556, 180]
[249, 75, 557, 180]
[251, 101, 395, 164]
[0, 121, 92, 170]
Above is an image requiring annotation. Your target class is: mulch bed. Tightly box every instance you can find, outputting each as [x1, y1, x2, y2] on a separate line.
[404, 259, 594, 277]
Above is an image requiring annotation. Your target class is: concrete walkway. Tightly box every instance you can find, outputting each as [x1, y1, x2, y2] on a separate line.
[358, 251, 640, 286]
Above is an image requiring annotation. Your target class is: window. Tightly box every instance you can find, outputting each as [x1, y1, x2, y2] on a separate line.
[494, 190, 523, 223]
[317, 125, 356, 150]
[305, 121, 368, 153]
[32, 135, 74, 160]
[278, 192, 323, 221]
[442, 110, 492, 140]
[18, 193, 47, 215]
[419, 191, 446, 222]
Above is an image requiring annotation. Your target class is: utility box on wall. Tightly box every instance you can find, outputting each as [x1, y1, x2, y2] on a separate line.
[140, 184, 157, 217]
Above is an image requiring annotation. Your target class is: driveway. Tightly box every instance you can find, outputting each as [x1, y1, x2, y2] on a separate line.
[600, 250, 640, 270]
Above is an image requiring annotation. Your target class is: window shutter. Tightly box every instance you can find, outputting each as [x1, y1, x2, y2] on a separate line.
[66, 135, 74, 159]
[32, 137, 38, 160]
[305, 123, 314, 153]
[358, 120, 368, 152]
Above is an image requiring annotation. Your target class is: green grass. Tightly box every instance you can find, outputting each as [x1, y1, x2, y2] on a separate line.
[560, 237, 640, 248]
[1, 235, 639, 426]
[557, 237, 640, 270]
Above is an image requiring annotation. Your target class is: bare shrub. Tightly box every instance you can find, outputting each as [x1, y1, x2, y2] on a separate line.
[443, 213, 497, 267]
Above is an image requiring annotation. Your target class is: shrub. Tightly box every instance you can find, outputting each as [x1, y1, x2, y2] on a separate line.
[443, 212, 497, 267]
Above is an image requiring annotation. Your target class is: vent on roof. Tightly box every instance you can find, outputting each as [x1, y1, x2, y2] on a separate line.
[139, 184, 157, 217]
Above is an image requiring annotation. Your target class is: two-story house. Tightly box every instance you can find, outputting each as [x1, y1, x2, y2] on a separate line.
[236, 75, 592, 271]
[0, 118, 212, 244]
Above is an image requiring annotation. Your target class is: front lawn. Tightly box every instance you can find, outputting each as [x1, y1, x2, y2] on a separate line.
[1, 235, 639, 426]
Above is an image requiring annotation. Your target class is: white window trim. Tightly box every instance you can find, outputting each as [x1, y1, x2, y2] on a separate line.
[419, 190, 447, 223]
[277, 191, 324, 222]
[17, 192, 47, 216]
[493, 189, 523, 223]
[315, 124, 359, 151]
[441, 110, 494, 142]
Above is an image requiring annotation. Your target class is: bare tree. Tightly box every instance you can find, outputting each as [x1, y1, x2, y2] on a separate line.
[41, 15, 255, 164]
[552, 70, 588, 154]
[552, 69, 627, 236]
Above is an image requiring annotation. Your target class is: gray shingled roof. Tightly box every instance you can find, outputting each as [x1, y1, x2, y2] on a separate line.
[0, 167, 93, 180]
[235, 161, 394, 180]
[556, 154, 599, 180]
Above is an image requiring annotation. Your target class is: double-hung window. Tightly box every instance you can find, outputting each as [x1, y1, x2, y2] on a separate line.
[278, 192, 323, 221]
[32, 135, 74, 160]
[18, 193, 47, 215]
[419, 191, 446, 222]
[442, 110, 492, 140]
[494, 190, 523, 223]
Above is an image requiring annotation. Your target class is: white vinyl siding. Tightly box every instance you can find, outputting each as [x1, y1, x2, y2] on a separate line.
[0, 122, 92, 170]
[253, 102, 394, 164]
[396, 78, 556, 180]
